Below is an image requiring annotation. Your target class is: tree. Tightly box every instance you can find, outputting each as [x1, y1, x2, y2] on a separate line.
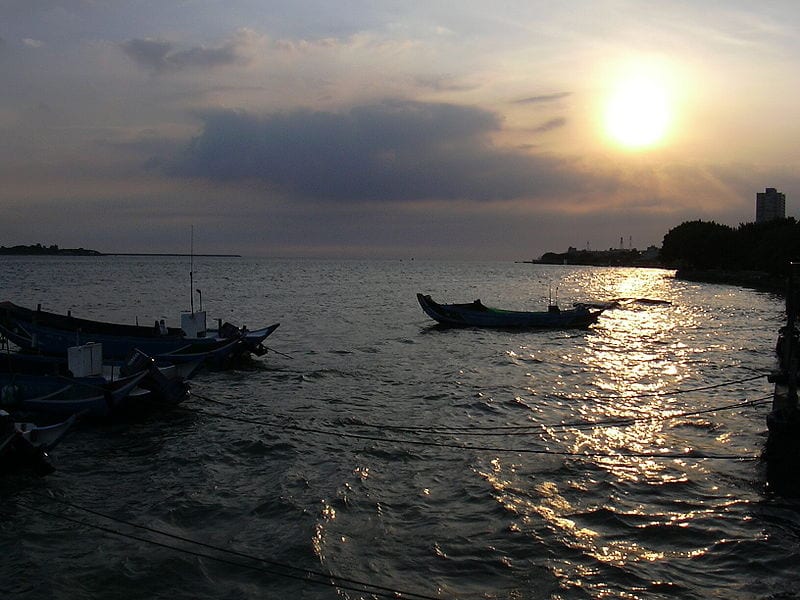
[661, 218, 800, 274]
[661, 221, 734, 269]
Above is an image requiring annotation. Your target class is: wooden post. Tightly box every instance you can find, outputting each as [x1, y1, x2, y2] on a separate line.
[786, 263, 798, 412]
[766, 263, 800, 494]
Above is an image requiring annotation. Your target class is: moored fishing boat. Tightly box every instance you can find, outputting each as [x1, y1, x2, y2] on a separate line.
[10, 411, 76, 451]
[0, 301, 279, 366]
[0, 344, 200, 407]
[0, 371, 147, 418]
[118, 349, 198, 406]
[1, 410, 75, 475]
[417, 293, 604, 329]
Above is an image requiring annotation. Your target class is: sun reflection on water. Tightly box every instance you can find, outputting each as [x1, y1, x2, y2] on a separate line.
[476, 457, 598, 542]
[557, 269, 703, 482]
[474, 454, 713, 582]
[477, 267, 769, 594]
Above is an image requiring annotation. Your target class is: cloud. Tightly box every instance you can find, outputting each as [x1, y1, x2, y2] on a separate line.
[414, 75, 478, 92]
[514, 92, 572, 104]
[121, 38, 243, 72]
[169, 100, 602, 203]
[531, 117, 567, 133]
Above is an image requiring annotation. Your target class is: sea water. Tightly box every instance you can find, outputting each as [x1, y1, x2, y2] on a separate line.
[1, 256, 798, 599]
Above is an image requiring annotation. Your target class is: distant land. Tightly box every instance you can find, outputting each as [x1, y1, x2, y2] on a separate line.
[527, 218, 800, 295]
[0, 244, 102, 256]
[519, 245, 662, 268]
[0, 244, 240, 257]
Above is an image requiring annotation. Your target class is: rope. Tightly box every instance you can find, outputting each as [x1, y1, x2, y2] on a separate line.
[343, 395, 774, 435]
[549, 373, 769, 401]
[9, 501, 444, 600]
[189, 385, 773, 437]
[181, 405, 757, 461]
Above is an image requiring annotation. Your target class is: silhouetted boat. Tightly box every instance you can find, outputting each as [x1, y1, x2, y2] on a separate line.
[0, 410, 76, 475]
[417, 293, 604, 329]
[0, 371, 147, 418]
[0, 301, 279, 366]
[0, 346, 198, 408]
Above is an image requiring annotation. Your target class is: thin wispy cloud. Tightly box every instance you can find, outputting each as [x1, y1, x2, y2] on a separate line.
[531, 117, 567, 133]
[415, 75, 478, 92]
[121, 38, 245, 72]
[513, 92, 571, 104]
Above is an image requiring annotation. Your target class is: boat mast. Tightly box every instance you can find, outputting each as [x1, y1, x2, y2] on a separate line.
[190, 225, 194, 314]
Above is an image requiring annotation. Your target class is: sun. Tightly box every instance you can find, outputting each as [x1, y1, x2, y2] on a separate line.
[604, 69, 672, 149]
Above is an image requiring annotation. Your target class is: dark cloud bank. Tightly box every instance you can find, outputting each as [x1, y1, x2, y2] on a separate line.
[170, 100, 599, 202]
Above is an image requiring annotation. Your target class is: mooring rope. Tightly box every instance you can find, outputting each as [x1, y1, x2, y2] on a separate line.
[180, 402, 757, 461]
[7, 501, 442, 600]
[189, 375, 773, 436]
[341, 395, 775, 435]
[548, 372, 770, 401]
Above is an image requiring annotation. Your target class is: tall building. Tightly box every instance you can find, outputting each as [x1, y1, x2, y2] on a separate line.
[756, 187, 786, 223]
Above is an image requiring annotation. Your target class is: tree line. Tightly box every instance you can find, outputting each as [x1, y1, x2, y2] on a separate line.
[0, 244, 101, 256]
[660, 218, 800, 274]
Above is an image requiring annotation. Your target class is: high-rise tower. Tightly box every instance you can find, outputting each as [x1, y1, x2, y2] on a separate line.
[756, 187, 786, 223]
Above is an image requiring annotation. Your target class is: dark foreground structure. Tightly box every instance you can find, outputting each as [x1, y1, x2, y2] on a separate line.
[765, 263, 800, 494]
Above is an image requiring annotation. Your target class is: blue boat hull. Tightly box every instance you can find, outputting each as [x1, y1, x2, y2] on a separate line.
[417, 294, 603, 329]
[0, 371, 147, 418]
[0, 301, 279, 365]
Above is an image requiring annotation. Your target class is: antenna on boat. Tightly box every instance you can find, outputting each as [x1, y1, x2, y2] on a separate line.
[190, 225, 194, 314]
[549, 283, 558, 306]
[548, 283, 560, 312]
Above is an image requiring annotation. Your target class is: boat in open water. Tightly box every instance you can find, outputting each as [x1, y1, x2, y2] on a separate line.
[417, 293, 604, 329]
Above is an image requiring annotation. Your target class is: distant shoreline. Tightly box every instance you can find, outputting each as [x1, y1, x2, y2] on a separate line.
[104, 253, 242, 257]
[0, 245, 240, 257]
[675, 268, 787, 295]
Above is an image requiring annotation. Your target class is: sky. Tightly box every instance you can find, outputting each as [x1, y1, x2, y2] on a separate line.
[1, 1, 799, 259]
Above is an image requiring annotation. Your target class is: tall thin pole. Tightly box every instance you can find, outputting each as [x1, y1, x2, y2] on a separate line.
[190, 225, 194, 314]
[787, 263, 798, 408]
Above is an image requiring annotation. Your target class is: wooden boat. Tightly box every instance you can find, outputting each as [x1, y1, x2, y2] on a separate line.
[0, 301, 279, 366]
[0, 371, 147, 418]
[0, 345, 200, 407]
[118, 349, 199, 406]
[417, 293, 604, 329]
[9, 411, 77, 450]
[1, 410, 75, 475]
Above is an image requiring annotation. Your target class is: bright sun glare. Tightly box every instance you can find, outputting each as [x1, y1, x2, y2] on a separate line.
[604, 69, 672, 149]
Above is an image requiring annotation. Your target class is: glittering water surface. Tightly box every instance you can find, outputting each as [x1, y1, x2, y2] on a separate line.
[2, 257, 799, 599]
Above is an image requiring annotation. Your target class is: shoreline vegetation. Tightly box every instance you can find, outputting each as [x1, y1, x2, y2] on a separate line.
[660, 218, 799, 295]
[524, 218, 800, 296]
[0, 244, 240, 258]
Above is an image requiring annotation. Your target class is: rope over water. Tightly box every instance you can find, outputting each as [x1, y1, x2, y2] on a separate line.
[183, 395, 762, 461]
[8, 501, 442, 600]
